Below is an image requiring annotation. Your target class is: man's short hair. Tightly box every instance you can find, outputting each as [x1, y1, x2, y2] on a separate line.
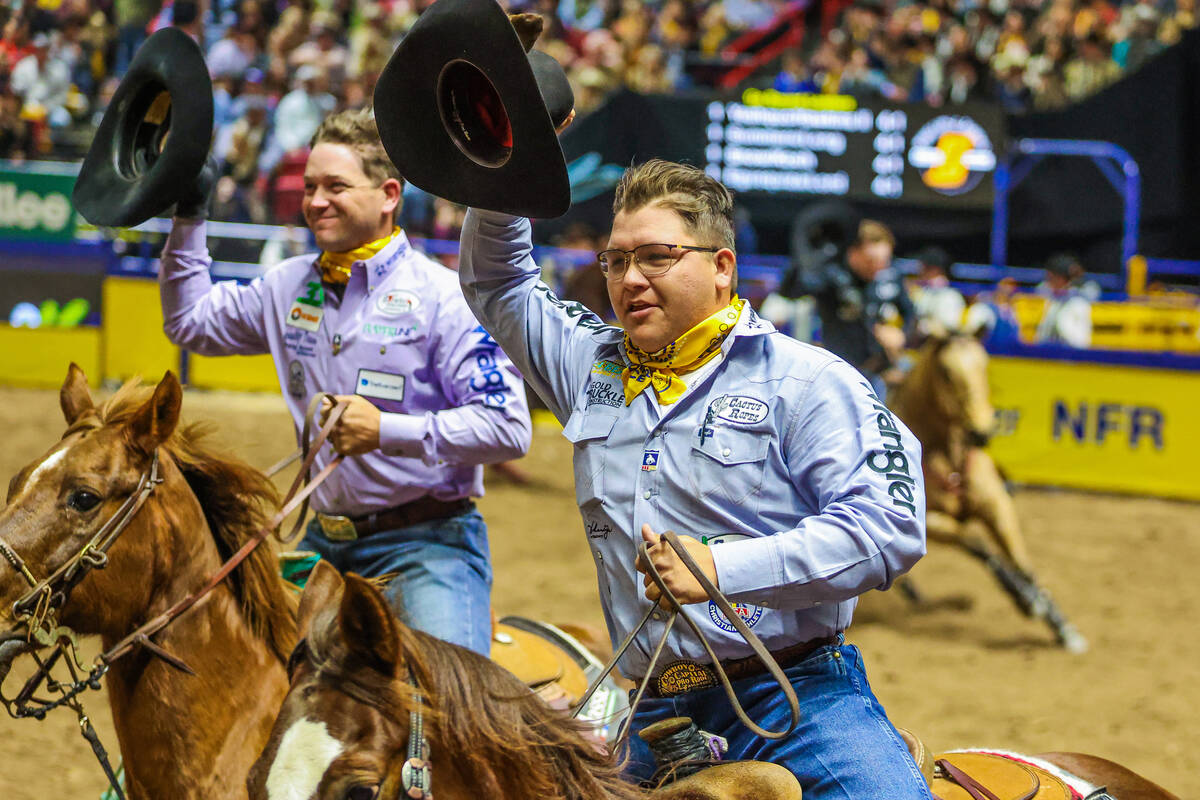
[310, 108, 403, 189]
[612, 159, 736, 253]
[612, 159, 737, 289]
[855, 219, 895, 248]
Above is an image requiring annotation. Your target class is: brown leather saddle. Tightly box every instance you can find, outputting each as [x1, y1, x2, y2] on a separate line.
[902, 732, 1076, 800]
[490, 619, 590, 704]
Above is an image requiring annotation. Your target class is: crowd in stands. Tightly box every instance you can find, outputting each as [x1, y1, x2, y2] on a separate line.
[0, 0, 1196, 227]
[776, 0, 1197, 112]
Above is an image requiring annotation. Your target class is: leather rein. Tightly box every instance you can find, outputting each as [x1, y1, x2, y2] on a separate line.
[0, 393, 349, 799]
[572, 530, 802, 742]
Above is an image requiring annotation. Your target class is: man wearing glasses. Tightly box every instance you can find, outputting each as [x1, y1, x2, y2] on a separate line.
[157, 108, 531, 657]
[458, 158, 931, 798]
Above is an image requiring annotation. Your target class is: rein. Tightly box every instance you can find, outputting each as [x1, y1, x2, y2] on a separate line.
[572, 531, 802, 743]
[0, 393, 349, 800]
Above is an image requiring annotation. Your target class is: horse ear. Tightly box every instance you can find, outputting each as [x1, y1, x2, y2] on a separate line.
[298, 560, 344, 638]
[126, 371, 182, 454]
[338, 573, 401, 676]
[60, 362, 94, 425]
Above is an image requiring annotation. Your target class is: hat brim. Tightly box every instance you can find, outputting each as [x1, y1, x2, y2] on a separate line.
[373, 0, 570, 218]
[73, 28, 213, 228]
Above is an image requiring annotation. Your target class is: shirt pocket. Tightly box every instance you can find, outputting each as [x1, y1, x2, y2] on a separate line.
[562, 409, 619, 509]
[689, 426, 771, 509]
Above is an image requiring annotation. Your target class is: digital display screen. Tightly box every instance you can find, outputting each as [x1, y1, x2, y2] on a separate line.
[701, 90, 1004, 210]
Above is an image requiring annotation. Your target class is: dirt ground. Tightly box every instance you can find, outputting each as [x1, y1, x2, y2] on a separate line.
[0, 384, 1195, 799]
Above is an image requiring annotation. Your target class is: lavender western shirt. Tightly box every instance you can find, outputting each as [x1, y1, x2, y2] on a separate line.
[159, 219, 531, 517]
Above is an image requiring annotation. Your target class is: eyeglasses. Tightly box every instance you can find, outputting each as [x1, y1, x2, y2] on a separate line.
[596, 243, 719, 280]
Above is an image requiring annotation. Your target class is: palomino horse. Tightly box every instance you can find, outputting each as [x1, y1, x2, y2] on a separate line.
[0, 365, 297, 799]
[251, 564, 1180, 800]
[888, 333, 1087, 652]
[249, 561, 803, 800]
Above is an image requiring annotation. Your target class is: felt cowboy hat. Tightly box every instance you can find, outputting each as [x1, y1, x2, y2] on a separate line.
[373, 0, 574, 218]
[73, 28, 213, 228]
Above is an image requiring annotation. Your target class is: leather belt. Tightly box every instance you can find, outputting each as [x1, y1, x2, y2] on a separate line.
[636, 635, 840, 699]
[315, 497, 475, 542]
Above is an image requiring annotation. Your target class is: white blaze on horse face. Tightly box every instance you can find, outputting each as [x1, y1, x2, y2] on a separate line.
[266, 718, 345, 800]
[16, 446, 71, 501]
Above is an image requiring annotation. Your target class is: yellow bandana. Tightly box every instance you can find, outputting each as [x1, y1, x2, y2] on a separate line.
[621, 297, 745, 406]
[317, 227, 402, 285]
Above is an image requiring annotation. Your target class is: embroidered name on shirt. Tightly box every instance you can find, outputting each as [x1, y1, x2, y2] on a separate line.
[591, 359, 623, 377]
[468, 325, 509, 408]
[712, 395, 769, 425]
[586, 380, 623, 409]
[585, 520, 612, 540]
[864, 385, 917, 514]
[363, 322, 419, 339]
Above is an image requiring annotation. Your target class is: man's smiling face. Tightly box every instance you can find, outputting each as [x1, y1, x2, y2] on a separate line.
[605, 203, 733, 353]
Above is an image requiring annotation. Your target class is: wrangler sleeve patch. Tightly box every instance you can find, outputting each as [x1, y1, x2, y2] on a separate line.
[863, 386, 917, 515]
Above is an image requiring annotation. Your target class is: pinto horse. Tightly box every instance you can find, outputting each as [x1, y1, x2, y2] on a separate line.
[888, 333, 1087, 652]
[0, 365, 297, 800]
[249, 561, 803, 800]
[251, 564, 1180, 800]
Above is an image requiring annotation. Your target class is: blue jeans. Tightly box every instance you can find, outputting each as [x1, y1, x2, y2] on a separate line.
[299, 509, 493, 656]
[623, 641, 932, 800]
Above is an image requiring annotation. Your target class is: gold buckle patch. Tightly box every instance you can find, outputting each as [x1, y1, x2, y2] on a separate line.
[656, 660, 718, 697]
[316, 513, 358, 542]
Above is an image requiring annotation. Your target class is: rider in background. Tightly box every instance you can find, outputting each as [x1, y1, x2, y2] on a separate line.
[458, 157, 931, 799]
[799, 219, 916, 398]
[909, 245, 966, 335]
[156, 107, 531, 657]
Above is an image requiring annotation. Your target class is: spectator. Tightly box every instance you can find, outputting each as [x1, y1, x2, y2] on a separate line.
[272, 64, 335, 154]
[965, 277, 1021, 348]
[1113, 4, 1165, 71]
[773, 47, 817, 93]
[114, 0, 161, 75]
[1035, 252, 1093, 348]
[1064, 31, 1120, 101]
[992, 50, 1033, 113]
[11, 33, 74, 130]
[0, 91, 34, 159]
[288, 12, 348, 88]
[910, 245, 966, 335]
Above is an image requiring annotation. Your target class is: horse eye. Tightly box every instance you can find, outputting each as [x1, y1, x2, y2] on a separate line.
[67, 489, 102, 512]
[345, 786, 378, 800]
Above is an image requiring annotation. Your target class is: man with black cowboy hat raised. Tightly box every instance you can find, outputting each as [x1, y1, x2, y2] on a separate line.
[373, 0, 931, 796]
[72, 30, 532, 658]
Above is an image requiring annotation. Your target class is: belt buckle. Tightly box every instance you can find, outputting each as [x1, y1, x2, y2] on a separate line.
[316, 512, 358, 542]
[655, 660, 718, 697]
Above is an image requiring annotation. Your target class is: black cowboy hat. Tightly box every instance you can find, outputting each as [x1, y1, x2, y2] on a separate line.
[373, 0, 573, 219]
[73, 28, 213, 228]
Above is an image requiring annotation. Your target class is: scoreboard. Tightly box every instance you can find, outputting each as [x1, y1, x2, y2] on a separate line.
[701, 90, 1004, 210]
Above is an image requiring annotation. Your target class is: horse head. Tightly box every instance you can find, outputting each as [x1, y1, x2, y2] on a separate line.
[249, 562, 640, 800]
[0, 364, 187, 654]
[921, 332, 995, 446]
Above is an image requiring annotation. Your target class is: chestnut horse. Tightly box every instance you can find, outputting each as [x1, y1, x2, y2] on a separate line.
[888, 334, 1087, 652]
[0, 365, 297, 800]
[250, 564, 1180, 800]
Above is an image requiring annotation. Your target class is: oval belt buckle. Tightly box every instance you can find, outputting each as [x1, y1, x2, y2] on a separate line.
[656, 660, 719, 697]
[316, 513, 358, 542]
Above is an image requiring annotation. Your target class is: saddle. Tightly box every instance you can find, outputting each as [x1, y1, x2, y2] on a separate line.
[490, 617, 591, 704]
[902, 731, 1075, 800]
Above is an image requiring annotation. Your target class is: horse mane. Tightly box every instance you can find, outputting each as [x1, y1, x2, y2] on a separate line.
[307, 606, 643, 800]
[92, 380, 297, 663]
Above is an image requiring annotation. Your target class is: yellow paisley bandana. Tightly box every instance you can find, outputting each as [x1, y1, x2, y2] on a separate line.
[317, 227, 402, 285]
[621, 297, 745, 406]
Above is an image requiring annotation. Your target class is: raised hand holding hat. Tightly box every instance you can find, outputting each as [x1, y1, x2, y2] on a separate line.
[373, 0, 574, 218]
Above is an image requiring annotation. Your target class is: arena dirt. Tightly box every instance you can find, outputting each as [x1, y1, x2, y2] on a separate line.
[0, 385, 1194, 799]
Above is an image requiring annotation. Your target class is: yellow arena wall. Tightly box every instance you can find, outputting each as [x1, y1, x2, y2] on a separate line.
[987, 356, 1199, 501]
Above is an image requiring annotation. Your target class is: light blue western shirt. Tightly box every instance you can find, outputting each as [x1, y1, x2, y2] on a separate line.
[459, 210, 926, 678]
